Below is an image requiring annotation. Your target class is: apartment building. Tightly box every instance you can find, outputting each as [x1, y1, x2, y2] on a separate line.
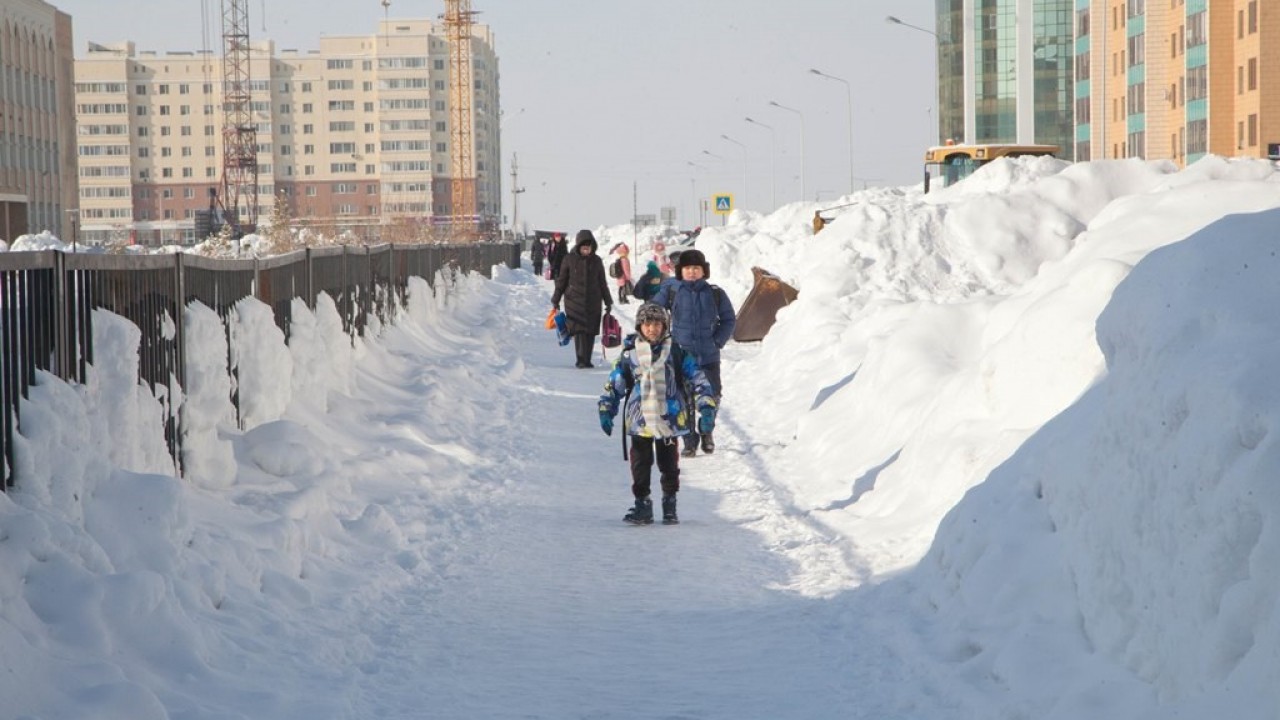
[1074, 0, 1278, 164]
[934, 0, 1077, 156]
[1, 0, 78, 242]
[73, 18, 500, 245]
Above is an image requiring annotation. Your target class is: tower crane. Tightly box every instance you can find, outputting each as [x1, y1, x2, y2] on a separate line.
[443, 0, 477, 240]
[211, 0, 259, 238]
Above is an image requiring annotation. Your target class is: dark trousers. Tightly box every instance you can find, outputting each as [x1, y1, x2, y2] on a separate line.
[573, 332, 596, 366]
[630, 435, 681, 499]
[684, 361, 722, 449]
[617, 282, 631, 304]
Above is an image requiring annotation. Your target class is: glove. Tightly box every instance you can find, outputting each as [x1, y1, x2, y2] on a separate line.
[697, 407, 715, 434]
[600, 411, 614, 436]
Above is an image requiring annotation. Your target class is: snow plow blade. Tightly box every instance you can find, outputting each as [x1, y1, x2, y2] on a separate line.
[732, 267, 798, 342]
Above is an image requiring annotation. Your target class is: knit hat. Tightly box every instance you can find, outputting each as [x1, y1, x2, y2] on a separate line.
[634, 302, 671, 331]
[674, 248, 710, 279]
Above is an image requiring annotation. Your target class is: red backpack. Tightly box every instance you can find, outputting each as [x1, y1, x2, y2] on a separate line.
[600, 311, 622, 354]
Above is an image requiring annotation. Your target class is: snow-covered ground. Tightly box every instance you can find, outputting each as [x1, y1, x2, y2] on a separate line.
[3, 155, 1280, 718]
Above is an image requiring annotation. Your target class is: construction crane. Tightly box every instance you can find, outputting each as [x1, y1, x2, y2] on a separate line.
[212, 0, 259, 238]
[443, 0, 477, 240]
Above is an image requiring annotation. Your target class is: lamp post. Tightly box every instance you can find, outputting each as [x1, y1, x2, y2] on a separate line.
[687, 160, 706, 227]
[768, 100, 806, 201]
[809, 69, 855, 196]
[886, 15, 941, 145]
[64, 207, 78, 252]
[720, 134, 748, 211]
[744, 117, 776, 210]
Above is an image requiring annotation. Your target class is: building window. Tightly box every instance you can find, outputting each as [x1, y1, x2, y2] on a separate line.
[1248, 114, 1257, 147]
[1248, 58, 1257, 91]
[1187, 119, 1207, 154]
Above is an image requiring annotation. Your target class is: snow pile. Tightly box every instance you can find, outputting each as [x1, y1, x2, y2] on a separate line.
[6, 230, 69, 252]
[3, 153, 1280, 717]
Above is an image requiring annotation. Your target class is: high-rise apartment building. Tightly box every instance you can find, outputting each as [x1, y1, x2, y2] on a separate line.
[1, 0, 78, 242]
[73, 18, 500, 245]
[1074, 0, 1278, 164]
[934, 0, 1076, 156]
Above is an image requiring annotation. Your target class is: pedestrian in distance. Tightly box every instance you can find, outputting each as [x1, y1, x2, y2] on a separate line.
[649, 241, 674, 276]
[598, 302, 717, 525]
[651, 248, 735, 457]
[548, 233, 568, 280]
[609, 243, 633, 305]
[632, 259, 665, 303]
[551, 229, 613, 368]
[530, 236, 545, 278]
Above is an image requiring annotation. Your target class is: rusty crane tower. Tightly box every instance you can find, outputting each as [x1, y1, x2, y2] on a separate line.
[443, 0, 477, 240]
[217, 0, 259, 237]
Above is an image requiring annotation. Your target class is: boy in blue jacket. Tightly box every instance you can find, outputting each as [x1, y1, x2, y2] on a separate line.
[650, 249, 735, 457]
[598, 303, 717, 524]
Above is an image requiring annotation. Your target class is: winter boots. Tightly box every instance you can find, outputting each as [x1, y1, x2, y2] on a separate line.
[700, 432, 715, 454]
[623, 496, 677, 525]
[661, 494, 679, 525]
[624, 496, 654, 525]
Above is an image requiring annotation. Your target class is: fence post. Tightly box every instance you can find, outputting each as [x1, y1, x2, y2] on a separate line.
[305, 247, 315, 311]
[174, 252, 187, 393]
[52, 250, 70, 381]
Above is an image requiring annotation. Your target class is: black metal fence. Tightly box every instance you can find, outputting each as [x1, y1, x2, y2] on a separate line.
[0, 241, 520, 490]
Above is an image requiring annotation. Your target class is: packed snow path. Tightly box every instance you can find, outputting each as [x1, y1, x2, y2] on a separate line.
[315, 271, 961, 719]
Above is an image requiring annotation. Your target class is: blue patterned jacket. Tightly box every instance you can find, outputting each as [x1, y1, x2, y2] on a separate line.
[598, 334, 717, 438]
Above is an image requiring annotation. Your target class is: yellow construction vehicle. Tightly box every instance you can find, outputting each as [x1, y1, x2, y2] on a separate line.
[924, 141, 1060, 192]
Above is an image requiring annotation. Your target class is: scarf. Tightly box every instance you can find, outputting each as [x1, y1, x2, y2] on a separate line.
[635, 337, 673, 437]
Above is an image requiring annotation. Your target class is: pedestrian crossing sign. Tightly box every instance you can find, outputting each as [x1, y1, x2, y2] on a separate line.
[712, 194, 733, 215]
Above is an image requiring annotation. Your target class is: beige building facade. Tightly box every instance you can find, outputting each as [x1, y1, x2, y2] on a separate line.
[1, 0, 78, 242]
[1075, 0, 1278, 165]
[73, 19, 500, 245]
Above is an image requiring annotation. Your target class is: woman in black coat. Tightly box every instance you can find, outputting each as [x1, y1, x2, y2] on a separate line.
[551, 229, 613, 368]
[548, 234, 568, 280]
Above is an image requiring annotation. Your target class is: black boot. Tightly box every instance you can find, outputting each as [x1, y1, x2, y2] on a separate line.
[700, 431, 715, 454]
[681, 436, 697, 458]
[624, 496, 654, 525]
[661, 494, 679, 525]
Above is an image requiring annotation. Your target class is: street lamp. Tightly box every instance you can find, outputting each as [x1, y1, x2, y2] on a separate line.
[886, 15, 941, 145]
[809, 69, 855, 196]
[744, 117, 776, 210]
[687, 161, 707, 227]
[768, 100, 806, 201]
[720, 134, 748, 211]
[64, 207, 79, 252]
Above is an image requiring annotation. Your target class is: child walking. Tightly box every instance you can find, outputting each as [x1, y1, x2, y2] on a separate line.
[597, 303, 717, 524]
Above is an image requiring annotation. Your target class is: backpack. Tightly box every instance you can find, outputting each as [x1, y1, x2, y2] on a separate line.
[600, 311, 622, 349]
[608, 257, 623, 278]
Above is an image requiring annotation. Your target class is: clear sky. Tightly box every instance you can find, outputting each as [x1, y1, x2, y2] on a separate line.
[53, 0, 938, 230]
